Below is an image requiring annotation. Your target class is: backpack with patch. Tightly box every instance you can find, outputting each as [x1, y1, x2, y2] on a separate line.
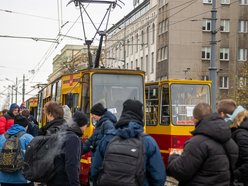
[97, 133, 146, 186]
[0, 131, 25, 172]
[23, 131, 67, 182]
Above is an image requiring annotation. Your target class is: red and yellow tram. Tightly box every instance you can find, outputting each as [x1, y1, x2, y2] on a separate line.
[145, 79, 211, 165]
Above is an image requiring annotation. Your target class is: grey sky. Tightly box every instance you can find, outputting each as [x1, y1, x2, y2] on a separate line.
[0, 0, 133, 108]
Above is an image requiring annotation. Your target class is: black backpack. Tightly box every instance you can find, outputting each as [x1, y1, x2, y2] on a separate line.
[0, 131, 25, 173]
[22, 131, 67, 182]
[97, 133, 146, 186]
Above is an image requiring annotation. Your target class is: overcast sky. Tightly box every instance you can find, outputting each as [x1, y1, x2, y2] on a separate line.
[0, 0, 133, 108]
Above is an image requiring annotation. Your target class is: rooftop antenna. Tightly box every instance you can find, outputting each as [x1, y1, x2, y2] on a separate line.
[67, 0, 125, 68]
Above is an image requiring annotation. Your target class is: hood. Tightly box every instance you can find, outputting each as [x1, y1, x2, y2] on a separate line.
[237, 117, 248, 130]
[115, 122, 144, 139]
[96, 111, 117, 128]
[7, 124, 26, 135]
[67, 123, 83, 137]
[192, 113, 231, 143]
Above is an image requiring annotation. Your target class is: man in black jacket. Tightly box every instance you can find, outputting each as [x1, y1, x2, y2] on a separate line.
[168, 102, 238, 186]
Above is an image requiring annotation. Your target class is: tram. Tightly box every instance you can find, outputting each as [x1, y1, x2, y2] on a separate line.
[145, 79, 211, 165]
[25, 97, 38, 120]
[36, 68, 145, 185]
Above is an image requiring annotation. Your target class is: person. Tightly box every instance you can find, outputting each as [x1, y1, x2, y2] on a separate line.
[0, 109, 8, 117]
[167, 102, 238, 186]
[91, 99, 166, 186]
[0, 115, 34, 186]
[217, 99, 248, 185]
[19, 103, 26, 114]
[62, 105, 72, 123]
[38, 101, 66, 135]
[82, 102, 116, 154]
[45, 110, 88, 186]
[0, 103, 20, 134]
[21, 109, 39, 137]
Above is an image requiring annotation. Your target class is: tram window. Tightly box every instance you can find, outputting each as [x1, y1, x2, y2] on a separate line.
[145, 85, 159, 126]
[170, 84, 210, 125]
[161, 84, 170, 125]
[56, 80, 62, 102]
[92, 74, 143, 120]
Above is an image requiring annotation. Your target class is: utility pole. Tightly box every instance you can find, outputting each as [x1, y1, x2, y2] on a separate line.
[209, 0, 217, 112]
[15, 77, 18, 103]
[11, 85, 14, 104]
[22, 74, 25, 103]
[123, 16, 126, 69]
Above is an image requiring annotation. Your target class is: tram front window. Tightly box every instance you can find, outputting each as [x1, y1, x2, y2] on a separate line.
[92, 74, 144, 120]
[171, 84, 210, 125]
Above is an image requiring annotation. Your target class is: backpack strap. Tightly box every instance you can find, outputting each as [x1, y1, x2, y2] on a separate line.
[4, 131, 25, 139]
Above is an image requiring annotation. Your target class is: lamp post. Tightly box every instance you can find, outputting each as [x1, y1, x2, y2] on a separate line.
[5, 77, 18, 103]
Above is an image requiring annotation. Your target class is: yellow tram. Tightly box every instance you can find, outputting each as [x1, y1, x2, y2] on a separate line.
[145, 79, 212, 165]
[36, 68, 145, 185]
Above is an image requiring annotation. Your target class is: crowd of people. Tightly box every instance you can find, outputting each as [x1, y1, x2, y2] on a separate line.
[0, 98, 247, 186]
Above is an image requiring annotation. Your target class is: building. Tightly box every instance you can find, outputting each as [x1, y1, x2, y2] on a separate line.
[105, 0, 248, 100]
[48, 44, 103, 83]
[105, 0, 157, 82]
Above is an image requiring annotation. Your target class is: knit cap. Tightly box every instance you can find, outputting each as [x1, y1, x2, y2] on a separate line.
[73, 111, 88, 127]
[122, 99, 143, 120]
[90, 103, 107, 116]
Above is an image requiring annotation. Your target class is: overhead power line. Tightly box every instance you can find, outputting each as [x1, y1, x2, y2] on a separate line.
[0, 35, 58, 43]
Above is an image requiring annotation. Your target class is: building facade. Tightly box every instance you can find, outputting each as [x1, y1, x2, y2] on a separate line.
[105, 0, 248, 100]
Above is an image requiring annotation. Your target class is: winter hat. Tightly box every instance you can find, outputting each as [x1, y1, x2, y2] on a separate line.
[9, 103, 20, 112]
[90, 103, 107, 116]
[73, 111, 88, 127]
[14, 115, 29, 128]
[122, 99, 143, 120]
[20, 102, 26, 109]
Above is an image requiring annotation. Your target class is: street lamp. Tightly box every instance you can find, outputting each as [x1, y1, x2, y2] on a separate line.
[5, 77, 18, 103]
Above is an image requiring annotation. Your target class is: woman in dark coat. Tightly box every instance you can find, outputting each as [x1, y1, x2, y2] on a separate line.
[229, 110, 248, 185]
[167, 103, 238, 186]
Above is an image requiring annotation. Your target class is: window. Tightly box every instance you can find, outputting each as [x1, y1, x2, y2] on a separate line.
[151, 52, 154, 73]
[141, 30, 144, 49]
[203, 0, 212, 4]
[131, 36, 133, 55]
[135, 34, 138, 52]
[239, 20, 248, 33]
[221, 0, 230, 4]
[238, 48, 247, 61]
[141, 57, 144, 71]
[220, 19, 230, 32]
[146, 26, 149, 46]
[240, 0, 248, 5]
[220, 48, 229, 60]
[202, 19, 211, 31]
[219, 76, 229, 89]
[152, 24, 155, 44]
[202, 47, 211, 60]
[146, 55, 149, 73]
[131, 61, 133, 69]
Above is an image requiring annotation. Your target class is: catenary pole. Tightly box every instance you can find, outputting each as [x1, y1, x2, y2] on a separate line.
[209, 0, 217, 112]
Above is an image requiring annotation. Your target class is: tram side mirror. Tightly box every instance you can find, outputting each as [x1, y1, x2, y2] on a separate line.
[66, 93, 73, 108]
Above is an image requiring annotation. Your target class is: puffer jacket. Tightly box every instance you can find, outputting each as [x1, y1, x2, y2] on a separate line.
[82, 111, 116, 154]
[167, 113, 239, 186]
[0, 124, 33, 184]
[91, 116, 166, 186]
[0, 113, 15, 134]
[232, 118, 248, 185]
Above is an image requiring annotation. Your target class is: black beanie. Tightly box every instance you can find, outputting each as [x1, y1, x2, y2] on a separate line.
[122, 99, 143, 119]
[90, 103, 106, 116]
[73, 111, 88, 127]
[14, 115, 29, 128]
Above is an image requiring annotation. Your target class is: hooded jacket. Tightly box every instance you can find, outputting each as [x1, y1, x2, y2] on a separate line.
[46, 123, 83, 186]
[38, 118, 66, 135]
[91, 112, 166, 186]
[0, 124, 33, 184]
[167, 113, 239, 186]
[82, 111, 116, 154]
[231, 117, 248, 185]
[0, 113, 15, 134]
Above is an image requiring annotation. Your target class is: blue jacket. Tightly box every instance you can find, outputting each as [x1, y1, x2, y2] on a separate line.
[91, 122, 166, 186]
[82, 111, 116, 154]
[0, 124, 33, 184]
